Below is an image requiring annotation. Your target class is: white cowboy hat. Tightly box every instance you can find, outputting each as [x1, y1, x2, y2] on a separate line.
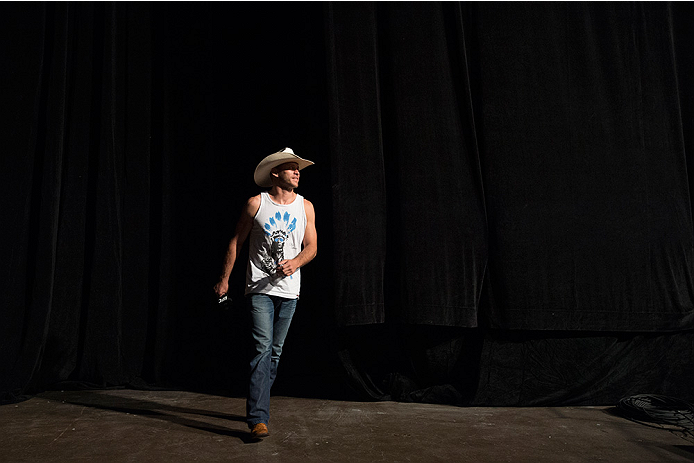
[253, 147, 314, 187]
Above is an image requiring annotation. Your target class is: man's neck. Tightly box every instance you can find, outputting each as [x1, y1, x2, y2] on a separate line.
[268, 186, 297, 205]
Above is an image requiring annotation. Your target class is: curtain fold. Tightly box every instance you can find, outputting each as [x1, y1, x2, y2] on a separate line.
[327, 2, 387, 325]
[328, 2, 487, 327]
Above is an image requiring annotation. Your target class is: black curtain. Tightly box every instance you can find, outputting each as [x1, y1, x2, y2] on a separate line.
[2, 1, 693, 406]
[329, 2, 694, 331]
[1, 2, 157, 396]
[330, 1, 693, 405]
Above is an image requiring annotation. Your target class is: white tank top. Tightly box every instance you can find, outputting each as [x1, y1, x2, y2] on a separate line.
[245, 192, 306, 298]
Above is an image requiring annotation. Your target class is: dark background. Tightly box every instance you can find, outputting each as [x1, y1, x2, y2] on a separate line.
[2, 2, 693, 406]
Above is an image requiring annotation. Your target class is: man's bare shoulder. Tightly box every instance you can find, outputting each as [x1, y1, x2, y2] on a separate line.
[244, 194, 262, 217]
[303, 198, 315, 217]
[248, 194, 261, 206]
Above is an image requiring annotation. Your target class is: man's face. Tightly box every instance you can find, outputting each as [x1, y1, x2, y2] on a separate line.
[272, 162, 300, 188]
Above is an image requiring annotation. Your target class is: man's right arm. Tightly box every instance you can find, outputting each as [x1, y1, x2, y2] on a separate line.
[213, 195, 260, 297]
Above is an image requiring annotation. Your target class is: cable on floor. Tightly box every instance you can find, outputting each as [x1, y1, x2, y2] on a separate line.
[617, 394, 694, 442]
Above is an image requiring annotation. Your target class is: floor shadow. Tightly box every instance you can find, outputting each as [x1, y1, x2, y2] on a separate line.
[57, 390, 260, 444]
[672, 446, 694, 456]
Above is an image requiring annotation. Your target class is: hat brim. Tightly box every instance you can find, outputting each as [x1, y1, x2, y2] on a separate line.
[254, 151, 314, 187]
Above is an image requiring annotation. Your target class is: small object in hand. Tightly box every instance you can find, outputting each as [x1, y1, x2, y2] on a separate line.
[218, 293, 231, 309]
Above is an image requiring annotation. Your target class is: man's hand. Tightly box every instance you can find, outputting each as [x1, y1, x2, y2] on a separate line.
[276, 259, 298, 277]
[274, 199, 317, 279]
[214, 280, 229, 297]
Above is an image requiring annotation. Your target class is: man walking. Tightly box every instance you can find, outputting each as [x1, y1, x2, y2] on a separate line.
[213, 147, 317, 439]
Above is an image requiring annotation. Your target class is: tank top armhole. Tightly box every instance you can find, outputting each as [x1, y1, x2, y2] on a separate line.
[301, 196, 307, 224]
[254, 192, 267, 219]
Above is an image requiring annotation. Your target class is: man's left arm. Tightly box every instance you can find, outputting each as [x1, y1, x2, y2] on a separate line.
[277, 199, 317, 277]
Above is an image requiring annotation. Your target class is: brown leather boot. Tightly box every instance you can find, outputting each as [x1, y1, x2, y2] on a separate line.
[250, 423, 269, 438]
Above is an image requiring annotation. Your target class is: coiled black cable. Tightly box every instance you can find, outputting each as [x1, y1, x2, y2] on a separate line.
[618, 394, 694, 439]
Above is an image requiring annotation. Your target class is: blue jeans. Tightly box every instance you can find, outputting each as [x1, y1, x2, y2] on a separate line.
[246, 293, 297, 427]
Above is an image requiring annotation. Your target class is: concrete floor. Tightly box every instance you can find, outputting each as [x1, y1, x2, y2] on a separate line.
[0, 389, 692, 462]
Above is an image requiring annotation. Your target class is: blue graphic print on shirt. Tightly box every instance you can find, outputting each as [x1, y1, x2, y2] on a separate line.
[260, 211, 298, 277]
